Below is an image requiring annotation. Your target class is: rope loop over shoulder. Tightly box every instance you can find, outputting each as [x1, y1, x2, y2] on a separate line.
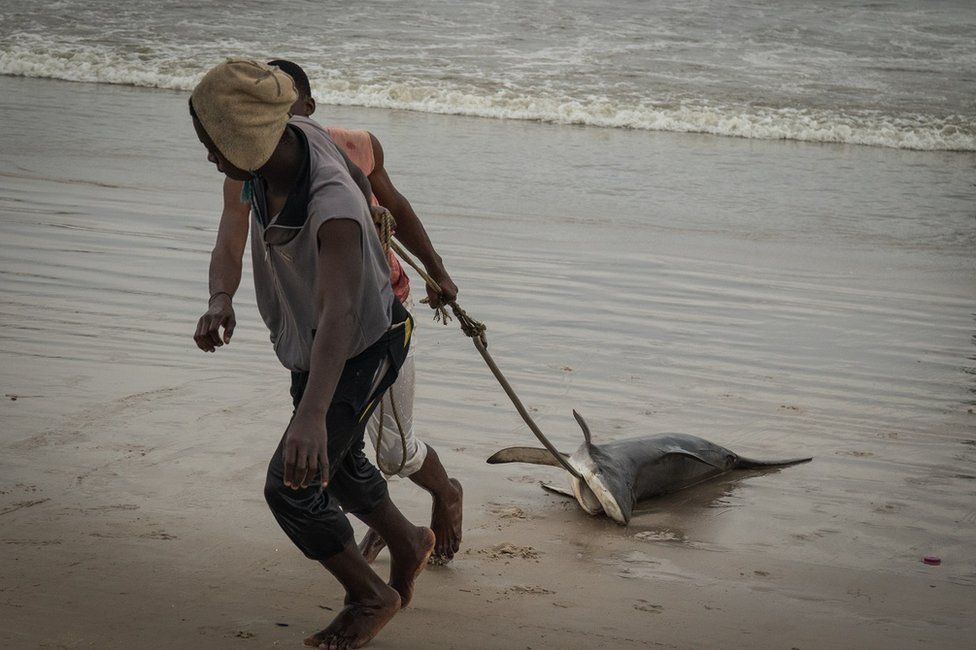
[375, 207, 395, 255]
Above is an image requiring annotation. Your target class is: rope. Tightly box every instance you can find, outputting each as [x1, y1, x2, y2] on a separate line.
[373, 209, 583, 480]
[377, 209, 394, 255]
[371, 209, 410, 476]
[375, 392, 409, 476]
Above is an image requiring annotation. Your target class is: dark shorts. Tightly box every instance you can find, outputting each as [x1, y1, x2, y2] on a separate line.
[263, 300, 412, 561]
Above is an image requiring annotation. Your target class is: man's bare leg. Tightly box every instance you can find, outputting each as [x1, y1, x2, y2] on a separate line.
[359, 444, 463, 563]
[358, 527, 387, 565]
[355, 494, 435, 608]
[306, 495, 433, 648]
[415, 446, 463, 561]
[305, 546, 400, 650]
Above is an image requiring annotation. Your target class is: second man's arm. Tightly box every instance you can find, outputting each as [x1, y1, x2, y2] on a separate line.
[194, 177, 250, 352]
[367, 133, 458, 308]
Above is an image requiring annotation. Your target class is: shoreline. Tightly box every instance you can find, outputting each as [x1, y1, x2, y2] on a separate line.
[1, 72, 973, 153]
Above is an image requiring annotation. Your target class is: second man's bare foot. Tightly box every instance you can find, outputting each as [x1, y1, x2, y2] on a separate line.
[303, 585, 400, 650]
[388, 526, 435, 608]
[430, 478, 463, 563]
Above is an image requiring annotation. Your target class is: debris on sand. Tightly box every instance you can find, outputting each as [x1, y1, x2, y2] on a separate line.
[480, 543, 539, 560]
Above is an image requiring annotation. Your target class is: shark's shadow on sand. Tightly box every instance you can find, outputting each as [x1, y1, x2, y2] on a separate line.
[488, 411, 812, 525]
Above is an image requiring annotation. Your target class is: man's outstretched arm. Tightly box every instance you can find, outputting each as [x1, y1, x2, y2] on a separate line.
[367, 133, 458, 308]
[281, 218, 365, 489]
[194, 177, 250, 352]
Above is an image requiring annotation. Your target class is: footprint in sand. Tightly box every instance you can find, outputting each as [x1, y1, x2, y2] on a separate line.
[479, 543, 540, 560]
[634, 529, 682, 543]
[487, 504, 527, 519]
[141, 531, 177, 540]
[633, 600, 663, 613]
[2, 538, 62, 546]
[873, 502, 902, 514]
[0, 498, 50, 516]
[0, 484, 35, 496]
[838, 450, 875, 457]
[506, 585, 554, 596]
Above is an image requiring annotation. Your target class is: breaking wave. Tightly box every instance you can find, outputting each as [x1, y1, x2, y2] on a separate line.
[1, 36, 972, 151]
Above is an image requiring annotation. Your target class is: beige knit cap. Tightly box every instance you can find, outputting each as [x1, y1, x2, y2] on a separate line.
[190, 58, 298, 171]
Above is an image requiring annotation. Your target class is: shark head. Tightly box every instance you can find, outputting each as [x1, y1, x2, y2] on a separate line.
[566, 411, 630, 524]
[485, 410, 632, 525]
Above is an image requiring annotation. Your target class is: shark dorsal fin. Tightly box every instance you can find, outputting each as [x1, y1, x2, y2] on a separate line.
[572, 410, 593, 445]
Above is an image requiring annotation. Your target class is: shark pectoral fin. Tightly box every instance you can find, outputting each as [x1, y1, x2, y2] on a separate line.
[663, 448, 729, 469]
[735, 456, 813, 469]
[540, 481, 576, 498]
[487, 446, 569, 467]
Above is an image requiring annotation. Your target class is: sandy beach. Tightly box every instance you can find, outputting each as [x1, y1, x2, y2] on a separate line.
[1, 75, 975, 648]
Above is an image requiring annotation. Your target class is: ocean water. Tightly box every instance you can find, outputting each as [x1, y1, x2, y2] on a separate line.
[1, 0, 974, 150]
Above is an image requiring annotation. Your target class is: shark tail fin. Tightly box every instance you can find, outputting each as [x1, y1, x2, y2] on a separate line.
[487, 446, 568, 467]
[572, 410, 592, 445]
[735, 456, 812, 469]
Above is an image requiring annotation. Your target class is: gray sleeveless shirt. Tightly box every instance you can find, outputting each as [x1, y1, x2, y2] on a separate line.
[249, 116, 394, 372]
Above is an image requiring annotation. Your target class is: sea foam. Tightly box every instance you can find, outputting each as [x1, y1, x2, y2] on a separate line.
[1, 36, 972, 152]
[310, 79, 975, 152]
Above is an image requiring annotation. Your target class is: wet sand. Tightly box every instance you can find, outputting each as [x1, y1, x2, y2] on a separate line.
[1, 76, 974, 648]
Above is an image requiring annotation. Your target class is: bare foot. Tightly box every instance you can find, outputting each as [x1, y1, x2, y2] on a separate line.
[358, 528, 387, 564]
[389, 526, 435, 608]
[303, 586, 400, 650]
[430, 478, 463, 562]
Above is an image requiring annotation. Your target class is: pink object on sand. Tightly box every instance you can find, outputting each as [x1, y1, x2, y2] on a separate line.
[922, 556, 941, 566]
